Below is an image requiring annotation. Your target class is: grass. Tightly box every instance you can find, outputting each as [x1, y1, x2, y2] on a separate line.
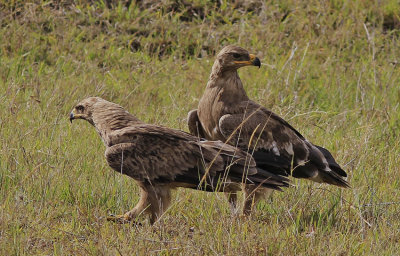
[1, 0, 400, 254]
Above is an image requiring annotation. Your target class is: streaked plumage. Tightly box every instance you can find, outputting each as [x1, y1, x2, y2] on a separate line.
[188, 45, 349, 214]
[70, 97, 288, 224]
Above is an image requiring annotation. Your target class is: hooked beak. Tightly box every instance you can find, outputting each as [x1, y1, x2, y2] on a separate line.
[69, 112, 74, 123]
[69, 111, 85, 123]
[233, 54, 261, 68]
[249, 54, 261, 68]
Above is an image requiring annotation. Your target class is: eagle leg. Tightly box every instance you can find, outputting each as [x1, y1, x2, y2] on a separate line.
[146, 185, 172, 224]
[125, 184, 172, 225]
[242, 186, 274, 215]
[106, 184, 171, 225]
[225, 192, 240, 215]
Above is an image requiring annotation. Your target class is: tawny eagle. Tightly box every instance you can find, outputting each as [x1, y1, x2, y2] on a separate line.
[70, 97, 288, 224]
[187, 45, 349, 215]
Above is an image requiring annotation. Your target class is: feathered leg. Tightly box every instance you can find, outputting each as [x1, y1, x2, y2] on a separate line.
[107, 186, 150, 224]
[107, 183, 171, 225]
[243, 186, 273, 215]
[146, 185, 171, 224]
[225, 192, 240, 214]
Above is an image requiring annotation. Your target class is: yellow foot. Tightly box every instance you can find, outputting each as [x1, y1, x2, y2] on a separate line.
[238, 214, 251, 221]
[106, 214, 143, 226]
[106, 214, 130, 224]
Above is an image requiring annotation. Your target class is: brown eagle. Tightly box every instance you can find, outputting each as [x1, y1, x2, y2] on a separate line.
[69, 97, 288, 224]
[188, 45, 349, 214]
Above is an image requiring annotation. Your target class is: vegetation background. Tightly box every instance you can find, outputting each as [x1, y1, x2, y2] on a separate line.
[1, 0, 400, 254]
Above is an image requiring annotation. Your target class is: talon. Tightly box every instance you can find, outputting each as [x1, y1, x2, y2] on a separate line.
[106, 214, 142, 226]
[239, 214, 250, 220]
[106, 214, 130, 224]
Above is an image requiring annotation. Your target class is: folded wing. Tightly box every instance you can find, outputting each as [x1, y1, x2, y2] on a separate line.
[217, 101, 349, 188]
[105, 124, 289, 191]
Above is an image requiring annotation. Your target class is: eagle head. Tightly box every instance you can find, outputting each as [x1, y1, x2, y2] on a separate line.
[215, 45, 261, 71]
[69, 97, 102, 124]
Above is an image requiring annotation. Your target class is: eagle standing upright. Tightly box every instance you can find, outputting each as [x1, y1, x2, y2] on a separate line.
[188, 45, 349, 215]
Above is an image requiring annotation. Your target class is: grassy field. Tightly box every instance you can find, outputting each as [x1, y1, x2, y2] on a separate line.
[1, 0, 400, 254]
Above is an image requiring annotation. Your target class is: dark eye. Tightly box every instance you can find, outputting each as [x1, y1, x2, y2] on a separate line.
[76, 105, 84, 112]
[232, 53, 241, 59]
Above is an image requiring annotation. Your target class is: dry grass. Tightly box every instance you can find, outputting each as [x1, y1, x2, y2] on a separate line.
[1, 0, 400, 255]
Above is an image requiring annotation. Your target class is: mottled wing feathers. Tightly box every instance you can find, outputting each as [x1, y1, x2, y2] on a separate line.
[216, 101, 349, 187]
[199, 140, 256, 172]
[105, 129, 219, 182]
[218, 105, 308, 164]
[105, 124, 288, 190]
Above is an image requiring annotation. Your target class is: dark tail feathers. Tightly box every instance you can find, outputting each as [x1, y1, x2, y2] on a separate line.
[315, 145, 347, 177]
